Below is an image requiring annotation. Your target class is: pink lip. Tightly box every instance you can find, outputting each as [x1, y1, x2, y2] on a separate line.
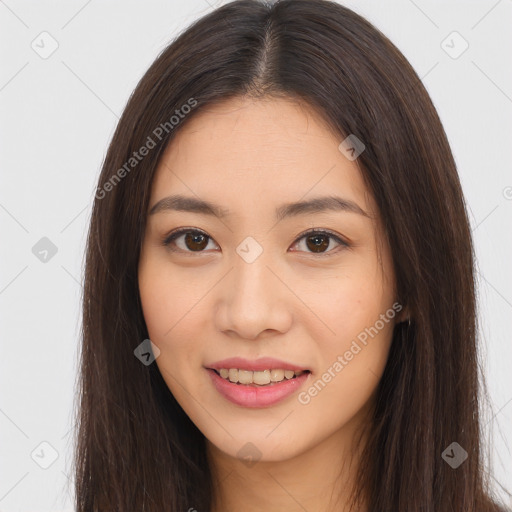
[206, 356, 309, 372]
[206, 368, 311, 408]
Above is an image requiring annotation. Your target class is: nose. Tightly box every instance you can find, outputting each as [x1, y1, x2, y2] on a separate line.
[214, 253, 293, 340]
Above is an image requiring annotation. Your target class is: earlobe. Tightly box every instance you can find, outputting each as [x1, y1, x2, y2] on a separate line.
[394, 304, 411, 325]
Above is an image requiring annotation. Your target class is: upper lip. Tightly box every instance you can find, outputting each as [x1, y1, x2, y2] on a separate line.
[206, 357, 310, 372]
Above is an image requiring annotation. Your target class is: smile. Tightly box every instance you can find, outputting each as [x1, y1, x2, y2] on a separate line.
[206, 368, 311, 408]
[214, 368, 307, 386]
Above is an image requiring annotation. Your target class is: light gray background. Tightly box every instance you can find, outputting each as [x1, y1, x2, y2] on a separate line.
[1, 0, 511, 510]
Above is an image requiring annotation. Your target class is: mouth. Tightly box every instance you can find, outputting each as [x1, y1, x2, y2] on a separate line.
[209, 368, 311, 387]
[205, 367, 312, 408]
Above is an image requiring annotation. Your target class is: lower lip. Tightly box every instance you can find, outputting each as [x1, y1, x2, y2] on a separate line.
[206, 368, 310, 408]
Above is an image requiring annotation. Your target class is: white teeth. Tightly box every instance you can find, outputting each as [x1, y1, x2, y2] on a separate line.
[253, 369, 271, 385]
[215, 368, 306, 385]
[238, 370, 252, 385]
[270, 369, 284, 382]
[284, 370, 295, 379]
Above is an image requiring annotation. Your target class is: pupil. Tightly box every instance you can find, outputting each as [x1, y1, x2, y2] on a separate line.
[185, 232, 208, 251]
[307, 234, 328, 253]
[182, 233, 329, 253]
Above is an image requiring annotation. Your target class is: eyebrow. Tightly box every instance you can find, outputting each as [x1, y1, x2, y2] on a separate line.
[149, 194, 370, 220]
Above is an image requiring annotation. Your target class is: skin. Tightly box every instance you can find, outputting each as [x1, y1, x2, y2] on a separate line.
[138, 96, 407, 512]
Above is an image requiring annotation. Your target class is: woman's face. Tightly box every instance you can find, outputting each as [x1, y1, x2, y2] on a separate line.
[138, 96, 401, 463]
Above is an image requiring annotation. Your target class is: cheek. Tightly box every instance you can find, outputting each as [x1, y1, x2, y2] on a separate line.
[300, 268, 395, 403]
[305, 268, 392, 344]
[138, 275, 172, 341]
[138, 257, 186, 373]
[297, 305, 394, 438]
[138, 255, 213, 390]
[138, 252, 207, 340]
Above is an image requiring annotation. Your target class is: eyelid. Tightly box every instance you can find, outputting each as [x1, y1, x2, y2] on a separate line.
[162, 227, 218, 251]
[162, 227, 350, 255]
[290, 228, 349, 257]
[294, 227, 349, 248]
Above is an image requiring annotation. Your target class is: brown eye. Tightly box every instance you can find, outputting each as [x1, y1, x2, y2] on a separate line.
[163, 228, 348, 256]
[291, 229, 348, 255]
[305, 233, 330, 253]
[163, 229, 217, 253]
[183, 232, 209, 251]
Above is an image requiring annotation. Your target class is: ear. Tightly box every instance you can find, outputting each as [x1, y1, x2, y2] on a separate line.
[394, 304, 411, 324]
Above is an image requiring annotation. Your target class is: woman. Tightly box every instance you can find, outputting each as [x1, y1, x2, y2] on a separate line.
[74, 0, 509, 510]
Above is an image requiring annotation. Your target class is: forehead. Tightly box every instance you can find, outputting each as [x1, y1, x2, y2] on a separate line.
[151, 96, 375, 218]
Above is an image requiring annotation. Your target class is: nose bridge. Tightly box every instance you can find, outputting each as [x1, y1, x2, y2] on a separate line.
[216, 240, 290, 338]
[230, 242, 275, 307]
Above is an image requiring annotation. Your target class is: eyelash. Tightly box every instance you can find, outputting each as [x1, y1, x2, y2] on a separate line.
[161, 227, 349, 256]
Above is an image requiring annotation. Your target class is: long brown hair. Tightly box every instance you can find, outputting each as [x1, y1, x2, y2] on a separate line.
[74, 1, 507, 510]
